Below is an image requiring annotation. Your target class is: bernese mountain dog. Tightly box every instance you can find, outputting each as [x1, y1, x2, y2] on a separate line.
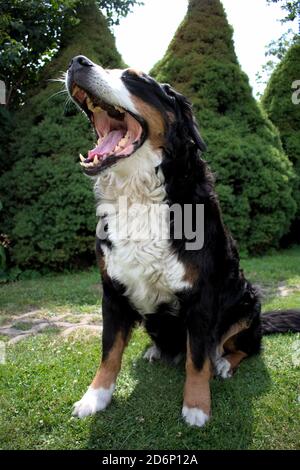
[65, 55, 300, 427]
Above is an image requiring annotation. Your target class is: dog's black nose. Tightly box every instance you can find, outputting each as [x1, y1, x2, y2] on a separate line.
[68, 55, 94, 70]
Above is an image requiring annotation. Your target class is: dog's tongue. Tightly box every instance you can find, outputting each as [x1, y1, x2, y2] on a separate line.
[88, 130, 124, 159]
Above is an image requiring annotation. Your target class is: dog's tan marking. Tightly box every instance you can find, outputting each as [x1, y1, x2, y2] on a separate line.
[218, 320, 249, 355]
[223, 336, 236, 353]
[224, 350, 248, 371]
[132, 97, 166, 149]
[183, 339, 212, 415]
[183, 263, 199, 284]
[126, 68, 144, 77]
[96, 250, 108, 281]
[91, 331, 128, 389]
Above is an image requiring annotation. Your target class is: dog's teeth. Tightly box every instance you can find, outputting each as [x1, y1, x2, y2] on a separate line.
[86, 96, 102, 113]
[72, 85, 80, 96]
[80, 161, 93, 168]
[94, 156, 99, 165]
[118, 137, 128, 149]
[79, 154, 85, 162]
[86, 97, 94, 111]
[114, 105, 125, 113]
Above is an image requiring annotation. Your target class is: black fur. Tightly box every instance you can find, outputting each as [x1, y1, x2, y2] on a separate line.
[96, 70, 300, 373]
[261, 310, 300, 335]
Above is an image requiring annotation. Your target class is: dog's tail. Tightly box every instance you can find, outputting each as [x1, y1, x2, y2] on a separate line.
[261, 309, 300, 335]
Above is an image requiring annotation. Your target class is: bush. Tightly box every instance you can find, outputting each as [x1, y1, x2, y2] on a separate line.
[151, 0, 296, 254]
[0, 2, 123, 270]
[262, 39, 300, 241]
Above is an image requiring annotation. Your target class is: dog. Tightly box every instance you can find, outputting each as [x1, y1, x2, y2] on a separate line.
[65, 55, 300, 427]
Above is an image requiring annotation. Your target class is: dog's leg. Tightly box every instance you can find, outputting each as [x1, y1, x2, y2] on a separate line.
[214, 350, 248, 379]
[72, 288, 136, 418]
[143, 344, 161, 362]
[144, 314, 186, 363]
[182, 335, 212, 428]
[214, 321, 249, 379]
[215, 308, 262, 379]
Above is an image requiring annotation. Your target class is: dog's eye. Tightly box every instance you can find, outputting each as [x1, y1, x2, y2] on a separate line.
[123, 70, 139, 80]
[122, 69, 148, 82]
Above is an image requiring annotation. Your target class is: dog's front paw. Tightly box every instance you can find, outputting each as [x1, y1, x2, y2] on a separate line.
[182, 406, 209, 428]
[214, 357, 232, 379]
[72, 384, 115, 418]
[143, 344, 161, 363]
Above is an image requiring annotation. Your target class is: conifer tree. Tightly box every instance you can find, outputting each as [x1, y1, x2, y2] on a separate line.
[152, 0, 296, 254]
[0, 1, 124, 269]
[262, 39, 300, 241]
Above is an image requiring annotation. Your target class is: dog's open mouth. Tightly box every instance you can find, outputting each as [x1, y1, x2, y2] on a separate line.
[71, 84, 147, 174]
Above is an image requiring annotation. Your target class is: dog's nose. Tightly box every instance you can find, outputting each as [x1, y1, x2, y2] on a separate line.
[68, 55, 94, 71]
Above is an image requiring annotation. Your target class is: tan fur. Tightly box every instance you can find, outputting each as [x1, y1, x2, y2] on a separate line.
[183, 263, 199, 284]
[224, 350, 248, 371]
[218, 320, 249, 355]
[183, 339, 212, 415]
[126, 68, 144, 77]
[91, 331, 129, 389]
[96, 250, 108, 281]
[132, 96, 166, 149]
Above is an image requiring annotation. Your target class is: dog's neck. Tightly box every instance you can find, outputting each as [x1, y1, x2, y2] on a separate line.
[94, 142, 165, 213]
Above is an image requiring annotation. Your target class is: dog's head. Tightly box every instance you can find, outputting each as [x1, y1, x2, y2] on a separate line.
[66, 55, 206, 176]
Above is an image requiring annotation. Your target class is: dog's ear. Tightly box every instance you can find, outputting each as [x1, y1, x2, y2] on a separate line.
[162, 83, 206, 152]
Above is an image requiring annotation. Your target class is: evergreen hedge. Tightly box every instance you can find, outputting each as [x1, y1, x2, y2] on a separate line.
[0, 2, 124, 270]
[152, 0, 296, 254]
[262, 39, 300, 241]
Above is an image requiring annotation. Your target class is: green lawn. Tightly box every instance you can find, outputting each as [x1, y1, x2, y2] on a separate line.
[0, 247, 299, 450]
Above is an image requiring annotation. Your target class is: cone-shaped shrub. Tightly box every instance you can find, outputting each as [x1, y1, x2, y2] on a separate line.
[152, 0, 296, 254]
[262, 39, 300, 241]
[0, 1, 124, 270]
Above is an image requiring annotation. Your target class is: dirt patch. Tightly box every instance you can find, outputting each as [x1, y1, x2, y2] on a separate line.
[277, 282, 300, 297]
[0, 310, 102, 345]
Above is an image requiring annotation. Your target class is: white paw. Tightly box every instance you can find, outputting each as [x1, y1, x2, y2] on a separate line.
[72, 384, 115, 418]
[215, 357, 232, 379]
[143, 345, 161, 363]
[182, 406, 209, 428]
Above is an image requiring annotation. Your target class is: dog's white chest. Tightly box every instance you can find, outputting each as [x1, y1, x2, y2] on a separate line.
[95, 148, 191, 316]
[102, 206, 190, 315]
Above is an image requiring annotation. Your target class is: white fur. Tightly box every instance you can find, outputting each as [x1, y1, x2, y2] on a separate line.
[84, 65, 138, 115]
[94, 142, 192, 316]
[143, 344, 161, 362]
[182, 406, 209, 427]
[72, 384, 115, 418]
[214, 357, 232, 379]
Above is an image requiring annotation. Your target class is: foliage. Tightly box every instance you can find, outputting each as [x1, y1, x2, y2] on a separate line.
[256, 29, 297, 96]
[152, 0, 296, 254]
[0, 2, 124, 270]
[266, 0, 300, 23]
[0, 105, 14, 172]
[0, 0, 140, 108]
[262, 39, 300, 241]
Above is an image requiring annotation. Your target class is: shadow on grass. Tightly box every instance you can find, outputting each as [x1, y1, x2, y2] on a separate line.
[87, 353, 271, 450]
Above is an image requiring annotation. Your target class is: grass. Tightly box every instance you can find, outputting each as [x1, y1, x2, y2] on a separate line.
[0, 247, 299, 450]
[0, 268, 101, 325]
